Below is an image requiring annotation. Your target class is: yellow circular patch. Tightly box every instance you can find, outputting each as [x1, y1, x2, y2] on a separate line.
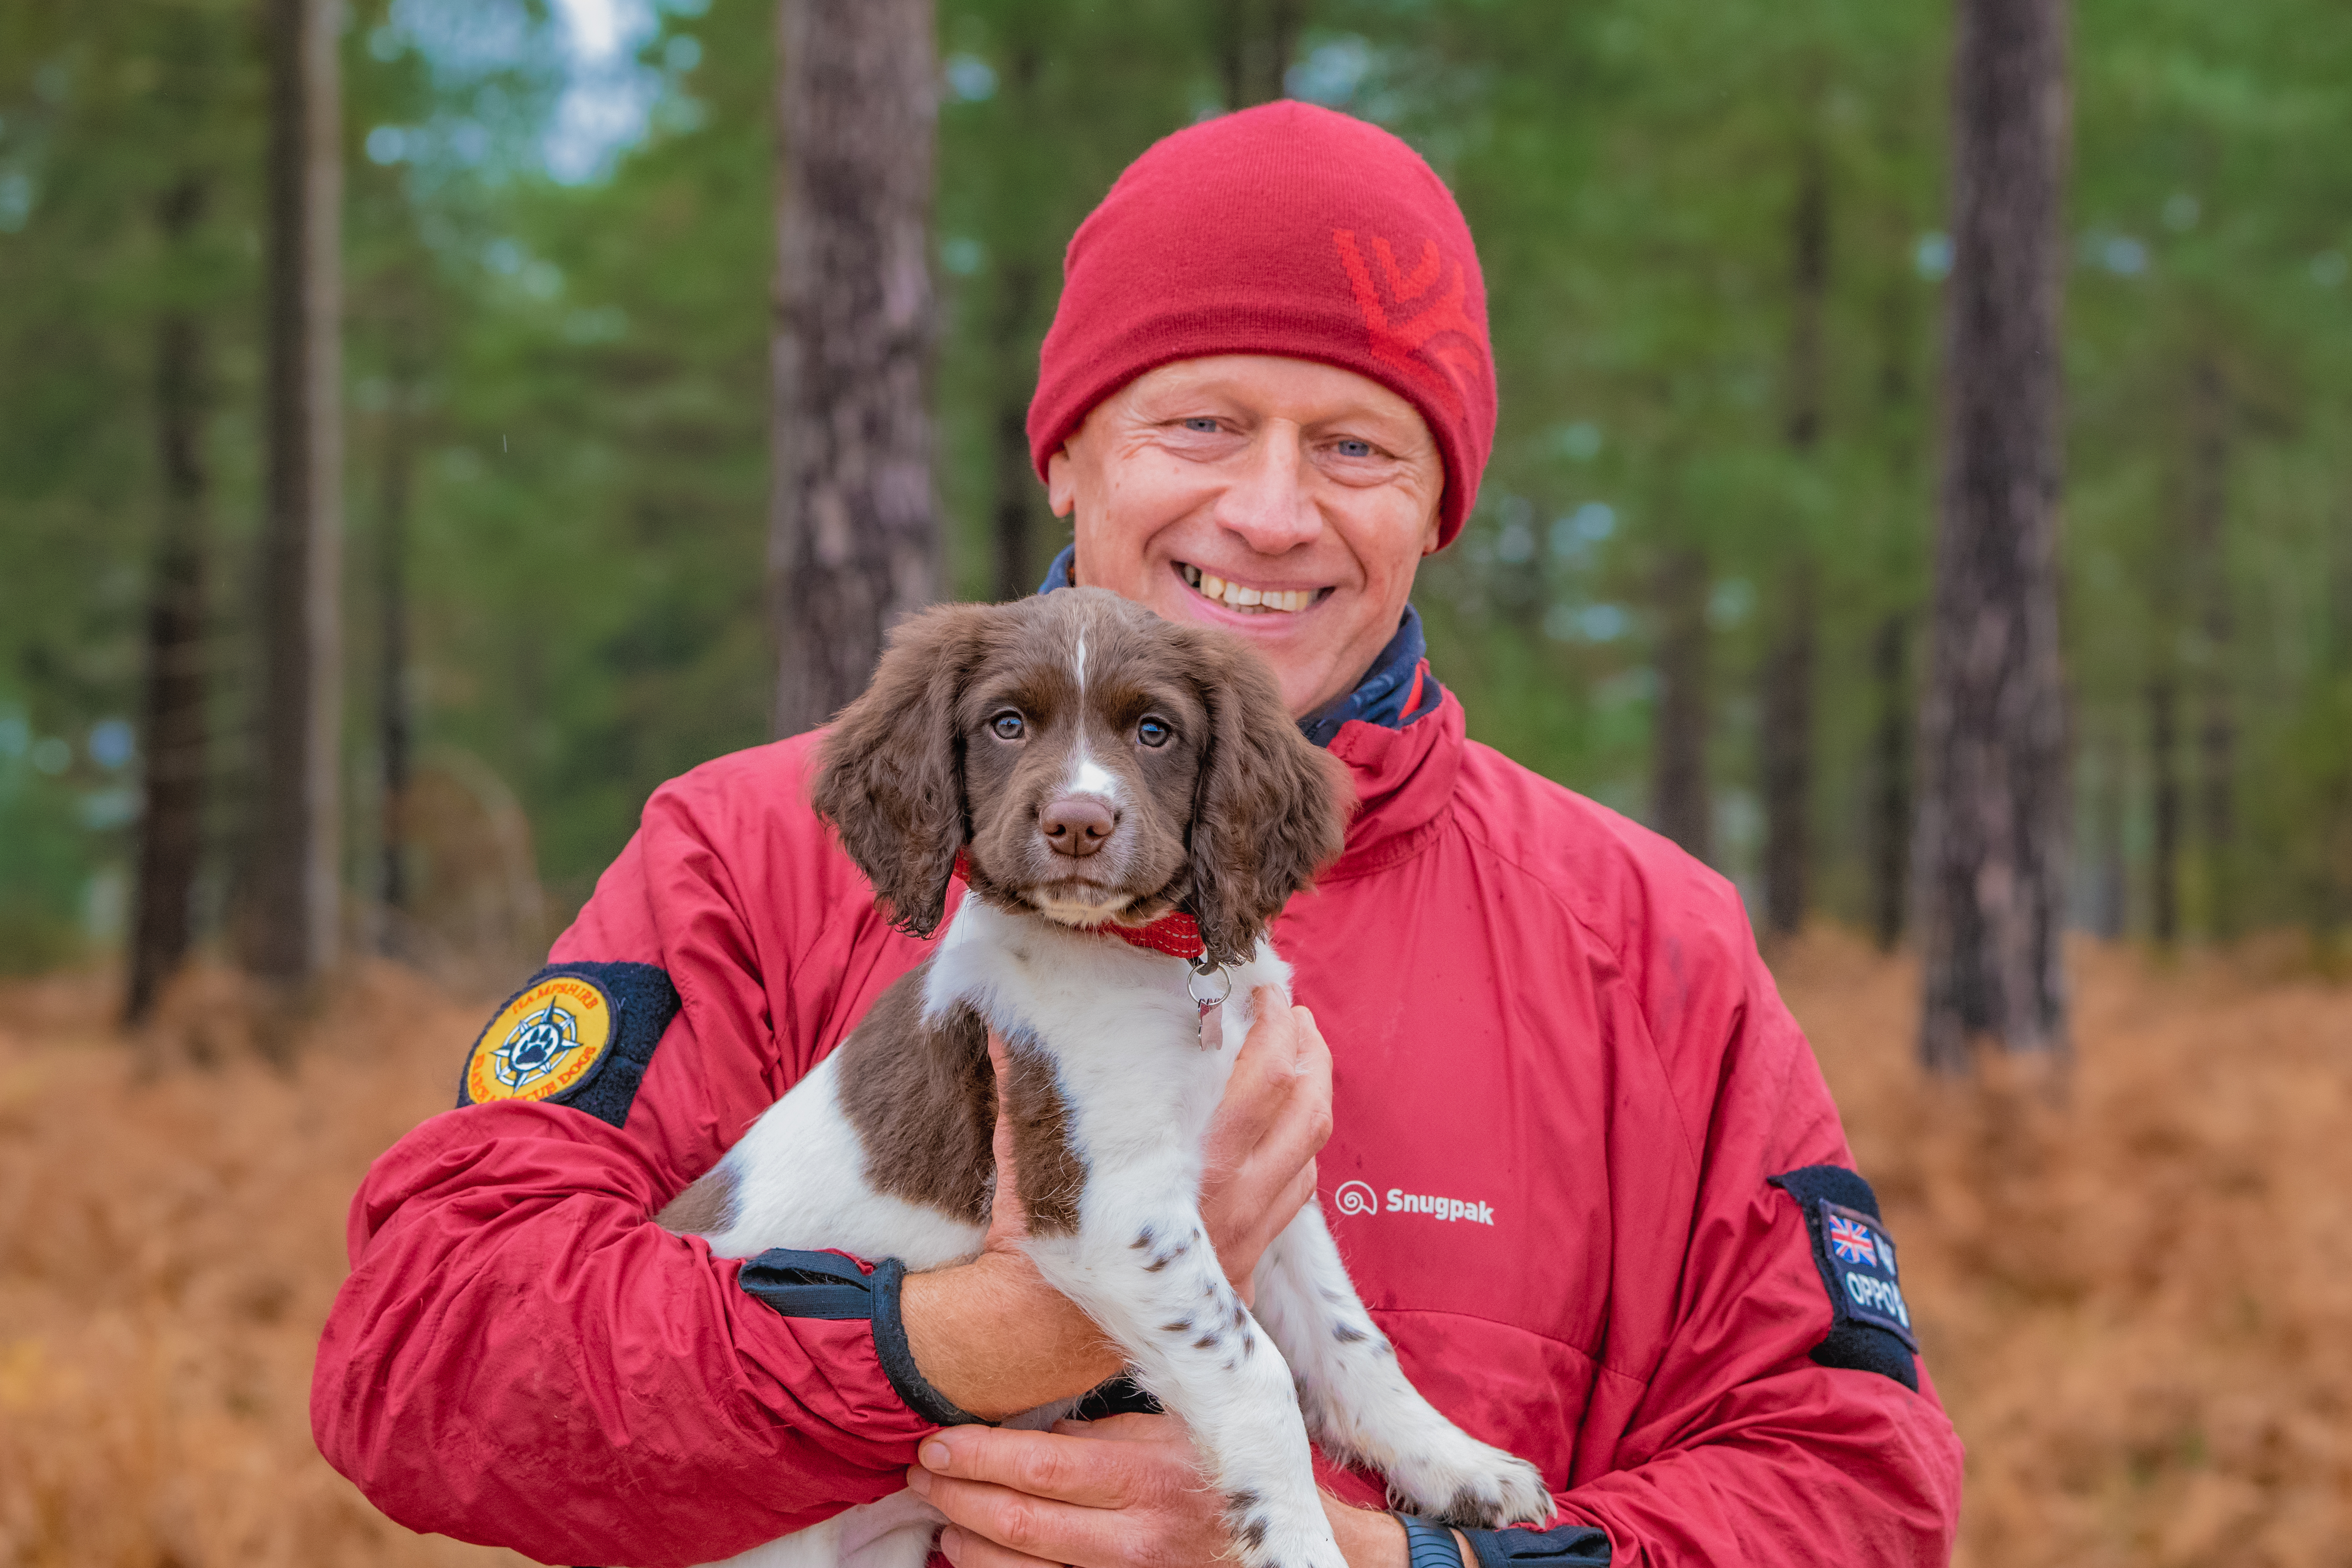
[465, 975, 616, 1104]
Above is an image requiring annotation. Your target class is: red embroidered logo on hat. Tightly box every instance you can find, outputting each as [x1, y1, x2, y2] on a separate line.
[1332, 229, 1482, 381]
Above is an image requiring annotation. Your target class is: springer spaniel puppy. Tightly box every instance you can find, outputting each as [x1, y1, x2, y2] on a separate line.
[663, 588, 1549, 1568]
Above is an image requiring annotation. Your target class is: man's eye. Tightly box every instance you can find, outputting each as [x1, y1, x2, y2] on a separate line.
[1136, 717, 1172, 748]
[990, 712, 1025, 741]
[1334, 438, 1375, 458]
[1182, 417, 1221, 433]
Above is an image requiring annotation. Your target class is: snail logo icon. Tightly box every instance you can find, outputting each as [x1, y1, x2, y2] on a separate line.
[1334, 1180, 1378, 1216]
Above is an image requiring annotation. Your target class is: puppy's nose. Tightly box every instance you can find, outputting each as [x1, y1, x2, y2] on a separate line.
[1040, 795, 1118, 858]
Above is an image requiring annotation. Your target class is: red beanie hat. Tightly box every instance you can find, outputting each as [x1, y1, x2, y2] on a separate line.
[1028, 101, 1495, 548]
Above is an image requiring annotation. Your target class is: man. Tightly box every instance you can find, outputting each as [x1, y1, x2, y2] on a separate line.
[314, 102, 1964, 1567]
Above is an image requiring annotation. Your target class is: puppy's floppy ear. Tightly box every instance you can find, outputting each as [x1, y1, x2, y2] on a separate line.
[810, 605, 991, 938]
[1182, 630, 1353, 968]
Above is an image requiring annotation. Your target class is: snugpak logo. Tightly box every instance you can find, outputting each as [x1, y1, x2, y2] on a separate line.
[1333, 1180, 1497, 1227]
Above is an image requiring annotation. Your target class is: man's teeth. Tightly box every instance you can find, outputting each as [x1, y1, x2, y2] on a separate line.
[1180, 563, 1314, 614]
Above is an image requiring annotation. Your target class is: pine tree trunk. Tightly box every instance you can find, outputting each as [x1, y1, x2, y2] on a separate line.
[127, 177, 213, 1024]
[1869, 613, 1913, 951]
[2149, 674, 2180, 945]
[1218, 0, 1302, 109]
[377, 370, 416, 938]
[991, 257, 1040, 602]
[770, 0, 939, 737]
[1761, 134, 1828, 939]
[2187, 354, 2236, 936]
[1761, 564, 1816, 937]
[1916, 0, 2070, 1068]
[1652, 545, 1713, 863]
[2089, 721, 2127, 940]
[245, 0, 343, 987]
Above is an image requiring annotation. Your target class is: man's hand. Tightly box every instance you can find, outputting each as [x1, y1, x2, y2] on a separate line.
[908, 1413, 1424, 1568]
[899, 989, 1335, 1417]
[1198, 989, 1334, 1302]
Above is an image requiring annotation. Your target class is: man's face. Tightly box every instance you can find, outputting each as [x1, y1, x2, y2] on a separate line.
[1049, 355, 1445, 718]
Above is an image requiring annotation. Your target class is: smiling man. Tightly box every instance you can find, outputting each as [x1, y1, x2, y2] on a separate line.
[314, 104, 1964, 1568]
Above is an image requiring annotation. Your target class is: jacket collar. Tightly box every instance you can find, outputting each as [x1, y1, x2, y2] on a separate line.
[1037, 544, 1459, 873]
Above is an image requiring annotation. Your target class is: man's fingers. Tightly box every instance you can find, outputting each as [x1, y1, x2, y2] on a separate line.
[937, 1523, 1060, 1568]
[917, 1426, 1135, 1509]
[916, 1467, 1146, 1568]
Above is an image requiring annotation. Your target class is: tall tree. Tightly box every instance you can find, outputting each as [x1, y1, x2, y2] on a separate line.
[1915, 0, 2070, 1067]
[987, 32, 1045, 605]
[1868, 613, 1912, 951]
[1761, 130, 1829, 940]
[770, 0, 940, 737]
[375, 325, 420, 940]
[2148, 673, 2181, 944]
[2186, 352, 2236, 935]
[1218, 0, 1302, 110]
[126, 176, 213, 1023]
[244, 0, 343, 987]
[1651, 543, 1713, 862]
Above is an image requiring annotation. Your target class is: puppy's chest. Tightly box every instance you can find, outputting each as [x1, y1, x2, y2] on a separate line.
[928, 904, 1262, 1152]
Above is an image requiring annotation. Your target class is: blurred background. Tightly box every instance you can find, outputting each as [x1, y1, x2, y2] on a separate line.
[3, 1, 2351, 1565]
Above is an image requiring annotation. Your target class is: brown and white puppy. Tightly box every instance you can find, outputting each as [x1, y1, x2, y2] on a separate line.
[665, 589, 1549, 1568]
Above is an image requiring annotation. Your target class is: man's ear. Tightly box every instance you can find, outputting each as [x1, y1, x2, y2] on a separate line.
[810, 605, 994, 939]
[1047, 446, 1077, 519]
[1181, 631, 1353, 969]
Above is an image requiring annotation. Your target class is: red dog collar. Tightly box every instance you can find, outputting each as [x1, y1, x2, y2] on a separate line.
[951, 853, 1205, 961]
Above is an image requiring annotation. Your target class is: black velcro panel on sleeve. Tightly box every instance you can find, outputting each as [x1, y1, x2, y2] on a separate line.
[554, 961, 676, 1128]
[1461, 1521, 1610, 1567]
[1768, 1164, 1920, 1392]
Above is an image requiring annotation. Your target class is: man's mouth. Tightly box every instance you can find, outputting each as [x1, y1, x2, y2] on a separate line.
[1178, 562, 1330, 616]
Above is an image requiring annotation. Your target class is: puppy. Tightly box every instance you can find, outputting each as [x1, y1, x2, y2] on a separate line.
[664, 588, 1549, 1568]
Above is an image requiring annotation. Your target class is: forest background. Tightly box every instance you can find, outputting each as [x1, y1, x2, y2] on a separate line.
[7, 3, 2352, 1567]
[8, 0, 2352, 969]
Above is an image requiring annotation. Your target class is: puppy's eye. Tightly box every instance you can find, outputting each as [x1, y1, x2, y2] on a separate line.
[1136, 716, 1173, 748]
[989, 712, 1026, 741]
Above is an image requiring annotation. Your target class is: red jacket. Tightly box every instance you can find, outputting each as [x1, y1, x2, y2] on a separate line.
[313, 692, 1964, 1566]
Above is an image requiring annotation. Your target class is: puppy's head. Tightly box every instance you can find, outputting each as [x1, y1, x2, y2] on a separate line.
[812, 589, 1350, 967]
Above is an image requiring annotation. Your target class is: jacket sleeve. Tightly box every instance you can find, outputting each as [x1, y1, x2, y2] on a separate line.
[311, 750, 942, 1568]
[1534, 877, 1964, 1567]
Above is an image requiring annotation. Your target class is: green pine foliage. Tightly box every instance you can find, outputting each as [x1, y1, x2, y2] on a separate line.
[2, 0, 2349, 963]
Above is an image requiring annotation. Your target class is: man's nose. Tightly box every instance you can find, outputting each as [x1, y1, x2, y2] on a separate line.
[1212, 427, 1320, 555]
[1040, 794, 1118, 858]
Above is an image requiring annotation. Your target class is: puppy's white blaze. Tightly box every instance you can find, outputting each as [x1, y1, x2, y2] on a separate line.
[1069, 753, 1121, 800]
[1074, 627, 1086, 697]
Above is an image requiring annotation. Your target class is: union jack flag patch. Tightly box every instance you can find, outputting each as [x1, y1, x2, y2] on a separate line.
[1826, 1213, 1878, 1266]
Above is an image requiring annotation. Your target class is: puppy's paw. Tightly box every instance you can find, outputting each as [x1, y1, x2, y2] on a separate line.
[1386, 1436, 1553, 1531]
[1225, 1489, 1350, 1568]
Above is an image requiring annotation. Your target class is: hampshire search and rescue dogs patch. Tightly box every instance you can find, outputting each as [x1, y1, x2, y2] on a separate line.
[459, 960, 680, 1129]
[464, 974, 616, 1105]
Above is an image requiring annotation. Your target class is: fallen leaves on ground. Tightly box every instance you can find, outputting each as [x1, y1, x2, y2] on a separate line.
[2, 933, 2347, 1566]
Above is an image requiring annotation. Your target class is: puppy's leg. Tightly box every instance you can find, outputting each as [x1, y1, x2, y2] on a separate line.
[1027, 1212, 1346, 1568]
[1252, 1203, 1553, 1530]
